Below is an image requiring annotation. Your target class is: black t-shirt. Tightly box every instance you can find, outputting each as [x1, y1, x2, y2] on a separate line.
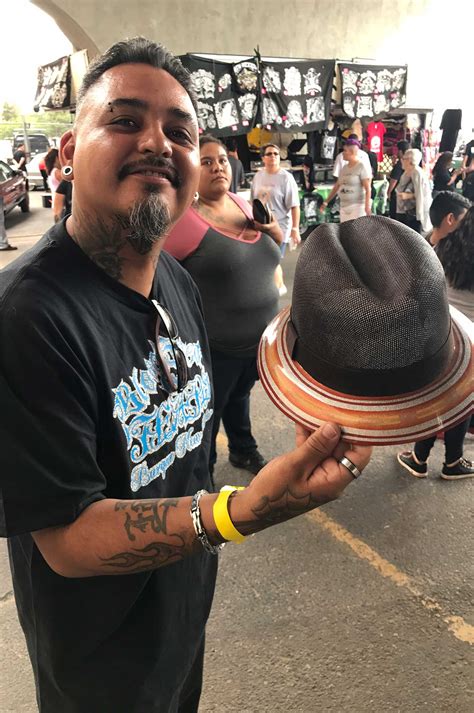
[464, 139, 474, 168]
[432, 167, 455, 192]
[0, 222, 217, 712]
[227, 155, 245, 193]
[56, 179, 73, 215]
[389, 159, 404, 216]
[13, 149, 27, 172]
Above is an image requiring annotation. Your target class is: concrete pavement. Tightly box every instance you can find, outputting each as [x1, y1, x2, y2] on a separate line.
[0, 194, 472, 712]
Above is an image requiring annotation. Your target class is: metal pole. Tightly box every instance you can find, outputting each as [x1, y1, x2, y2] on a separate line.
[22, 116, 31, 159]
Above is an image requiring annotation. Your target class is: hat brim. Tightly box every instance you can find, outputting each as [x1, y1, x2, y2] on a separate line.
[258, 305, 473, 445]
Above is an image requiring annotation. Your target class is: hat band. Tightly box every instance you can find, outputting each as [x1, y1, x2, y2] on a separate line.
[291, 322, 454, 397]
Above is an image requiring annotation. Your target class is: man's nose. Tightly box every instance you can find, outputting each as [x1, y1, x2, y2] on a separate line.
[137, 124, 172, 158]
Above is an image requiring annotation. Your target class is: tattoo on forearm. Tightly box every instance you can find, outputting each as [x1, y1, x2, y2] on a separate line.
[100, 538, 187, 573]
[115, 499, 179, 541]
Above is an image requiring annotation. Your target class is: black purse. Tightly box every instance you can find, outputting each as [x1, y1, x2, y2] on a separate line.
[252, 198, 272, 224]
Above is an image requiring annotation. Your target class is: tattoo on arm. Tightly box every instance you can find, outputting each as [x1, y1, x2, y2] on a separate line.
[99, 499, 196, 574]
[100, 537, 187, 573]
[115, 499, 179, 541]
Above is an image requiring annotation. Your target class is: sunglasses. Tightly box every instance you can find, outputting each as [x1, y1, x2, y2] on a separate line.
[264, 151, 279, 157]
[152, 300, 189, 393]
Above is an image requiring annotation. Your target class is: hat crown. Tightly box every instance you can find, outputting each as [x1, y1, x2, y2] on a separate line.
[291, 217, 452, 396]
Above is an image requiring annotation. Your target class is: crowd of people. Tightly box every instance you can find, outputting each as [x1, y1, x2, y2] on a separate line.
[0, 36, 471, 712]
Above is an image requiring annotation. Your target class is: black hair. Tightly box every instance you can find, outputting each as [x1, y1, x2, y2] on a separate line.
[436, 205, 474, 290]
[76, 37, 197, 112]
[429, 191, 471, 228]
[44, 147, 59, 175]
[397, 140, 410, 153]
[433, 151, 453, 175]
[199, 134, 227, 151]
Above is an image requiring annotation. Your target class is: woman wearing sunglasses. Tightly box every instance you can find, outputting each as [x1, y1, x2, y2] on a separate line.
[164, 135, 283, 478]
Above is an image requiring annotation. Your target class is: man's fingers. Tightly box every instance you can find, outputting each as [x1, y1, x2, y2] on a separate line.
[334, 441, 373, 473]
[294, 422, 341, 472]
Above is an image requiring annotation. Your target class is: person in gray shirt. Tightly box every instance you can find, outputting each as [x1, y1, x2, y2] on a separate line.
[320, 138, 371, 222]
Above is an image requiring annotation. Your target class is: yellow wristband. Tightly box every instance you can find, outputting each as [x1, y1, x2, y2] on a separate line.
[213, 486, 246, 543]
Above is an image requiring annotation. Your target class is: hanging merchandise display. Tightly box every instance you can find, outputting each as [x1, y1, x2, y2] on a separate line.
[34, 55, 71, 111]
[339, 63, 407, 119]
[366, 120, 386, 161]
[180, 54, 259, 136]
[259, 59, 335, 133]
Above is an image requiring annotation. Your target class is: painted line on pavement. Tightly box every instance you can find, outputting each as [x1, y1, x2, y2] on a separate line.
[307, 509, 474, 646]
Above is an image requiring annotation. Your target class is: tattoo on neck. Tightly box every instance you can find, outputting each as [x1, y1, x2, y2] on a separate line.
[72, 210, 127, 281]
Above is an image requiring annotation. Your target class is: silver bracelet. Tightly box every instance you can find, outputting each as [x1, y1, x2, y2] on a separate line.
[191, 489, 224, 555]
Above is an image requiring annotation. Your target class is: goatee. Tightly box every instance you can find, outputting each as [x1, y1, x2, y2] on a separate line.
[116, 192, 171, 255]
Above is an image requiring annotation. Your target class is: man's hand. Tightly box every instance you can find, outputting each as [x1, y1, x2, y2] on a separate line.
[230, 422, 372, 533]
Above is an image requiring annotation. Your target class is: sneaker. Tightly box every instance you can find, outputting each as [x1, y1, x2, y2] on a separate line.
[229, 449, 267, 475]
[397, 451, 428, 478]
[441, 458, 474, 480]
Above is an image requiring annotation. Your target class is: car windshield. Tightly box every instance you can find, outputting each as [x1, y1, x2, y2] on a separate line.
[0, 161, 13, 181]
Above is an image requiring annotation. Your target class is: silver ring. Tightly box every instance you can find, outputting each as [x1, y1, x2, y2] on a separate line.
[339, 456, 362, 479]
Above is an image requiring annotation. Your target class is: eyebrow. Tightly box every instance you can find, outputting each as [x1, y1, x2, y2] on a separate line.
[108, 97, 195, 123]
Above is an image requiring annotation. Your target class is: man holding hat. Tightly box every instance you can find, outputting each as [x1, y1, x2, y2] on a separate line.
[0, 38, 371, 713]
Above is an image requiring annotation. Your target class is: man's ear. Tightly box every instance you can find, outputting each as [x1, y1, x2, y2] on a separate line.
[59, 130, 75, 168]
[445, 212, 456, 228]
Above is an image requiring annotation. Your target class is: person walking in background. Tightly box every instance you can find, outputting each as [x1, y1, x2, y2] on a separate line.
[251, 143, 300, 295]
[225, 139, 245, 193]
[320, 137, 371, 222]
[13, 143, 28, 174]
[38, 155, 49, 191]
[0, 194, 17, 251]
[397, 200, 473, 481]
[332, 134, 373, 179]
[387, 140, 410, 218]
[396, 148, 432, 233]
[44, 147, 62, 194]
[426, 191, 470, 248]
[165, 135, 283, 477]
[431, 151, 463, 198]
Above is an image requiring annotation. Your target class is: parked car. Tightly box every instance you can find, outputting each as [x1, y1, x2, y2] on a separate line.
[26, 151, 48, 190]
[0, 160, 30, 214]
[12, 133, 51, 156]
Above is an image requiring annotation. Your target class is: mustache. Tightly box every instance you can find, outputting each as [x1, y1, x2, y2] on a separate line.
[118, 157, 182, 188]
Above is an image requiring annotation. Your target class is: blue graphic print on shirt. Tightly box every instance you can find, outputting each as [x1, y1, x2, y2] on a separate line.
[112, 336, 212, 491]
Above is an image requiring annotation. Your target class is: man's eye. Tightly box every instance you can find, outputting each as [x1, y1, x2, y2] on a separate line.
[169, 129, 192, 143]
[112, 118, 138, 128]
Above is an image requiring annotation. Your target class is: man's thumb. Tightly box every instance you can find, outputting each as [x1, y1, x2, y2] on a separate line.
[297, 422, 340, 469]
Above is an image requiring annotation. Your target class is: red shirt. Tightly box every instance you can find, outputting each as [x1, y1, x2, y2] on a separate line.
[367, 121, 386, 161]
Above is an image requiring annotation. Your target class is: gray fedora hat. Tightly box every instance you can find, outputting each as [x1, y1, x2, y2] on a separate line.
[258, 217, 473, 445]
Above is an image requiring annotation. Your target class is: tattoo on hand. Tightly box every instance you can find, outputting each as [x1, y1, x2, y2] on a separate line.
[115, 499, 179, 541]
[251, 487, 332, 527]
